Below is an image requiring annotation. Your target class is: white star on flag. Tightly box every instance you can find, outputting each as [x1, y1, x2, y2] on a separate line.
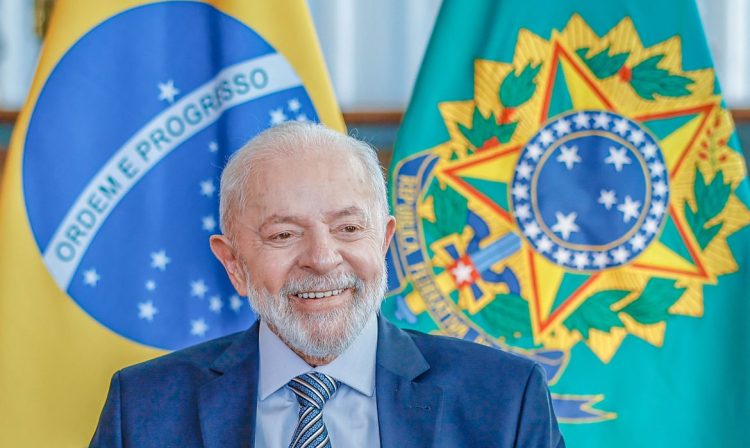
[515, 204, 531, 220]
[202, 215, 217, 232]
[450, 261, 475, 285]
[644, 218, 660, 234]
[648, 161, 666, 177]
[653, 180, 669, 197]
[229, 295, 243, 312]
[630, 233, 647, 251]
[539, 129, 555, 146]
[526, 143, 543, 161]
[553, 247, 572, 264]
[552, 118, 572, 136]
[605, 146, 632, 172]
[295, 113, 309, 122]
[138, 301, 158, 321]
[613, 118, 630, 136]
[642, 143, 658, 159]
[200, 179, 216, 197]
[145, 280, 156, 291]
[157, 80, 180, 104]
[592, 252, 610, 268]
[537, 236, 554, 253]
[628, 129, 646, 145]
[556, 145, 582, 170]
[593, 112, 610, 129]
[288, 98, 301, 112]
[598, 190, 618, 210]
[150, 250, 171, 271]
[573, 112, 591, 129]
[523, 221, 542, 239]
[190, 279, 208, 298]
[551, 211, 580, 240]
[190, 319, 209, 337]
[209, 296, 223, 313]
[269, 108, 287, 125]
[650, 200, 667, 217]
[512, 184, 529, 200]
[83, 268, 100, 287]
[516, 161, 533, 180]
[208, 141, 218, 153]
[617, 196, 642, 222]
[611, 246, 631, 264]
[573, 252, 589, 270]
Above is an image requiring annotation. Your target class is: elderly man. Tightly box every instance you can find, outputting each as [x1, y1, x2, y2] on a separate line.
[91, 122, 564, 447]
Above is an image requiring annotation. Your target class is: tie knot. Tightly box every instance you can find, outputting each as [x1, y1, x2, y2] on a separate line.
[288, 372, 339, 410]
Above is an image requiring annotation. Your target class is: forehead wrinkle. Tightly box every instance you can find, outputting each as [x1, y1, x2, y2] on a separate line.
[325, 206, 369, 222]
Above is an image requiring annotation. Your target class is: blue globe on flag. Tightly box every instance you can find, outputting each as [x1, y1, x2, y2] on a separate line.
[22, 2, 319, 349]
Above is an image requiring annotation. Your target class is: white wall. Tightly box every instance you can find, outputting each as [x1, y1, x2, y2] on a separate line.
[697, 0, 750, 106]
[0, 0, 39, 109]
[0, 0, 747, 110]
[309, 0, 441, 111]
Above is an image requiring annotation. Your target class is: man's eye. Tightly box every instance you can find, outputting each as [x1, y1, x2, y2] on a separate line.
[341, 225, 360, 233]
[271, 232, 293, 240]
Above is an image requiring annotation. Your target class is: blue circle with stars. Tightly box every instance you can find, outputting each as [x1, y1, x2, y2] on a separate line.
[511, 110, 670, 271]
[22, 2, 320, 349]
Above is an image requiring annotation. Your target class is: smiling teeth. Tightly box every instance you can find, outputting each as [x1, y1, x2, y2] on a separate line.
[296, 289, 344, 299]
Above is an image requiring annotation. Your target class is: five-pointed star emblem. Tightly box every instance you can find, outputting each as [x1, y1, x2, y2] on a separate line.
[604, 146, 632, 172]
[551, 212, 580, 240]
[150, 250, 171, 271]
[157, 80, 180, 104]
[437, 28, 721, 355]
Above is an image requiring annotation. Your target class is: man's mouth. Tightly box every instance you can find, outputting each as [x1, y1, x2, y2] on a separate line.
[294, 289, 346, 299]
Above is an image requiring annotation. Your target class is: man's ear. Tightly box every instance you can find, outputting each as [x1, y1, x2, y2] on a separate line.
[209, 235, 248, 296]
[381, 215, 397, 255]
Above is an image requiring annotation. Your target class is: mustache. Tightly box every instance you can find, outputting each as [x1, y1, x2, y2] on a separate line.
[280, 272, 361, 295]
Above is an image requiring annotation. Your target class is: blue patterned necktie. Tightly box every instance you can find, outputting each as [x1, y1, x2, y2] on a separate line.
[287, 372, 340, 448]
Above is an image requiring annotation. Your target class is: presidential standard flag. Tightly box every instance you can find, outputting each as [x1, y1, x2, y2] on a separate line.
[0, 0, 343, 445]
[383, 0, 750, 446]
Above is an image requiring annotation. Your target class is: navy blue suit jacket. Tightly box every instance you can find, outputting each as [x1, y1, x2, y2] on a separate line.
[91, 316, 564, 447]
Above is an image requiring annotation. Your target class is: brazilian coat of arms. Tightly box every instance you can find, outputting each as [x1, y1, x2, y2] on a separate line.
[383, 15, 750, 422]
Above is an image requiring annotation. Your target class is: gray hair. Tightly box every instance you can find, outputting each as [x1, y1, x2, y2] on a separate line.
[218, 122, 390, 239]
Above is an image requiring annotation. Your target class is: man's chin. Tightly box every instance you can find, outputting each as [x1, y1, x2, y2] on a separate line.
[282, 326, 350, 361]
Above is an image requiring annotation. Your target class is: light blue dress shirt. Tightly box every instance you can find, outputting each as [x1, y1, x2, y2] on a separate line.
[254, 315, 380, 447]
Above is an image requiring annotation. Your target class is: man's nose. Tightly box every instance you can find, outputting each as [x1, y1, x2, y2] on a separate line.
[298, 230, 343, 274]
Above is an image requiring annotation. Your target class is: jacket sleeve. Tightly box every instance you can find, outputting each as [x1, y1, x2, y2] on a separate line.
[89, 371, 124, 448]
[514, 364, 566, 448]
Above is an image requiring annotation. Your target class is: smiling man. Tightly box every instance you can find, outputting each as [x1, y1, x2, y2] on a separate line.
[91, 122, 565, 448]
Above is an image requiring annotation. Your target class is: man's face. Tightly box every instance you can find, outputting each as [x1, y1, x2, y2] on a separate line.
[211, 146, 395, 361]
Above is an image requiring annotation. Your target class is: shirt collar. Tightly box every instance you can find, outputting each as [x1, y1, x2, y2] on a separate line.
[257, 314, 378, 400]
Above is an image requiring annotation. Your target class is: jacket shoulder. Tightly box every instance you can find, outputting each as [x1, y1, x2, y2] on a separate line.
[397, 329, 562, 446]
[403, 329, 541, 390]
[120, 330, 245, 380]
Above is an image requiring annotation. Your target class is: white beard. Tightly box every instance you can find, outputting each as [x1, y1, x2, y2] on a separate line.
[244, 268, 386, 360]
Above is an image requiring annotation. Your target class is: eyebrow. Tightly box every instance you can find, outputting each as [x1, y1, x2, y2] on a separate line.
[258, 206, 369, 231]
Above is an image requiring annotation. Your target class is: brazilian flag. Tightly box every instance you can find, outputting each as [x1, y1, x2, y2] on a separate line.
[383, 0, 750, 446]
[0, 0, 342, 445]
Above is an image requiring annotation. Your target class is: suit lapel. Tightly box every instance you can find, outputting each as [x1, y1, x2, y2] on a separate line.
[199, 322, 260, 448]
[376, 317, 442, 448]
